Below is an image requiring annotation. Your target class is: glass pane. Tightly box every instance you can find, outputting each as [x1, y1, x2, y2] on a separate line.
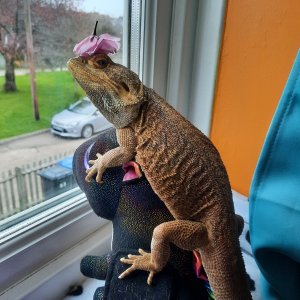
[0, 0, 124, 225]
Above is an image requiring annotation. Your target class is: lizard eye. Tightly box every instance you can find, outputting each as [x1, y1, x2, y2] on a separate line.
[96, 59, 108, 69]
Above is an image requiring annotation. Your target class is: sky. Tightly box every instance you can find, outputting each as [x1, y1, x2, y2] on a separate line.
[78, 0, 124, 18]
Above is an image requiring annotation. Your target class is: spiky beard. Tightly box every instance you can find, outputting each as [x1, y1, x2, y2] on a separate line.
[88, 91, 141, 129]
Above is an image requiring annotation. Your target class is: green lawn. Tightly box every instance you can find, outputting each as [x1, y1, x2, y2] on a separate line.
[0, 71, 85, 140]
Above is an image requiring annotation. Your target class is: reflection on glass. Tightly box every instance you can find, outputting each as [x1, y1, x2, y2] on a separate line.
[68, 99, 96, 115]
[0, 0, 124, 223]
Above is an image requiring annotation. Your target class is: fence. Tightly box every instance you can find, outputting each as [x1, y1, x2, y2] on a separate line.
[0, 151, 74, 221]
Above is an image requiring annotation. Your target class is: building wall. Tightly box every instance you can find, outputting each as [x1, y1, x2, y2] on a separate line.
[211, 0, 300, 195]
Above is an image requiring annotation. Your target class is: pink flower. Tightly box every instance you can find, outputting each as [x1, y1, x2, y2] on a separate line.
[73, 33, 121, 57]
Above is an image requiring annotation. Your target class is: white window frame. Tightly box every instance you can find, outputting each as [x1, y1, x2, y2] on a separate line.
[141, 0, 226, 136]
[0, 1, 226, 299]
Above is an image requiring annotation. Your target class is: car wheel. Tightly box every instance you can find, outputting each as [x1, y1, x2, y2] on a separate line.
[81, 125, 93, 138]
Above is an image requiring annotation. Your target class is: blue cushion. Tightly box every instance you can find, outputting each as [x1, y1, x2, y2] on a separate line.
[249, 51, 300, 299]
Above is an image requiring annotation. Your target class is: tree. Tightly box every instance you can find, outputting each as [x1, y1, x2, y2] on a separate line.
[0, 0, 82, 91]
[30, 5, 123, 69]
[0, 0, 123, 92]
[0, 0, 25, 91]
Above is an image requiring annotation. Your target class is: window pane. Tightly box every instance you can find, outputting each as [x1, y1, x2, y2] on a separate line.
[0, 0, 124, 226]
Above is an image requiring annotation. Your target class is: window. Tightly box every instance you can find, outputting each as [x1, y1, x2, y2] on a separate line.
[0, 0, 226, 298]
[0, 0, 124, 227]
[0, 0, 144, 298]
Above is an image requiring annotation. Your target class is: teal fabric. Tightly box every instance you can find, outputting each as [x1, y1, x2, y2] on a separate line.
[249, 51, 300, 299]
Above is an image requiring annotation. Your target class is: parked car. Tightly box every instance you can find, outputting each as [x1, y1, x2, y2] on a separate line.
[51, 97, 112, 138]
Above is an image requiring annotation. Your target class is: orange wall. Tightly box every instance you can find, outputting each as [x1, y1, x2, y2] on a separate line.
[211, 0, 300, 195]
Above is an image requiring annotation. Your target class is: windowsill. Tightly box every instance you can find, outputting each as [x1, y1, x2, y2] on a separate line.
[0, 187, 84, 239]
[0, 189, 257, 300]
[0, 188, 111, 299]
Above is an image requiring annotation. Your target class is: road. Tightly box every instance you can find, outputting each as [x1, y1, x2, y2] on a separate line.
[0, 130, 87, 173]
[0, 68, 67, 76]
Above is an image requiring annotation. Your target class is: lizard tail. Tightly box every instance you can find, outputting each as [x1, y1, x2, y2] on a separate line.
[200, 241, 252, 300]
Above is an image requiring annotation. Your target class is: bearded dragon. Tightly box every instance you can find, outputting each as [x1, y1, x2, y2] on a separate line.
[67, 53, 252, 300]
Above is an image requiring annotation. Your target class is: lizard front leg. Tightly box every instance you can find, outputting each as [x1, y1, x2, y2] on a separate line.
[86, 127, 136, 183]
[119, 220, 208, 285]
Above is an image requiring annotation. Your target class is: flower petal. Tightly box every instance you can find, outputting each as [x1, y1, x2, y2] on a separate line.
[74, 33, 121, 57]
[73, 36, 97, 57]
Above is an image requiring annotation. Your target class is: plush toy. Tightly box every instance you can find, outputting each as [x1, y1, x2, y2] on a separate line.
[73, 128, 209, 299]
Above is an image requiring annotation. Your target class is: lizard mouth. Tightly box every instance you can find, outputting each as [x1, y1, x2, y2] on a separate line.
[67, 58, 102, 88]
[67, 57, 83, 73]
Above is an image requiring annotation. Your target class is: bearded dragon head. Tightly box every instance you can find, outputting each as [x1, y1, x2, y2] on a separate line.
[67, 54, 144, 128]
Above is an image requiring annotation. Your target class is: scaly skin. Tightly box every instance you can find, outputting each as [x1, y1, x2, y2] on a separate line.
[67, 54, 252, 300]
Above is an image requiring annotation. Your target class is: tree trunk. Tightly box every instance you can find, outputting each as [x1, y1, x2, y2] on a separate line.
[4, 55, 17, 92]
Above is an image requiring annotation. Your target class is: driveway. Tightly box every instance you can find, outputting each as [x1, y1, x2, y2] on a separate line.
[0, 130, 87, 173]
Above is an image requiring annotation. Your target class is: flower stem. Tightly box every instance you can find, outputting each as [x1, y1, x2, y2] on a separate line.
[92, 21, 98, 36]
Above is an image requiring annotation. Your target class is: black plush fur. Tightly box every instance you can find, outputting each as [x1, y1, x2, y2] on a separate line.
[73, 128, 208, 300]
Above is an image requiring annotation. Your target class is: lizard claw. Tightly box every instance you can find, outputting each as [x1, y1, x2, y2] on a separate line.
[85, 153, 106, 183]
[119, 248, 157, 285]
[147, 270, 155, 285]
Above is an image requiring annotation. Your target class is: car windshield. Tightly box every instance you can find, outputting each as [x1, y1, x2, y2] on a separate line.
[68, 100, 95, 115]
